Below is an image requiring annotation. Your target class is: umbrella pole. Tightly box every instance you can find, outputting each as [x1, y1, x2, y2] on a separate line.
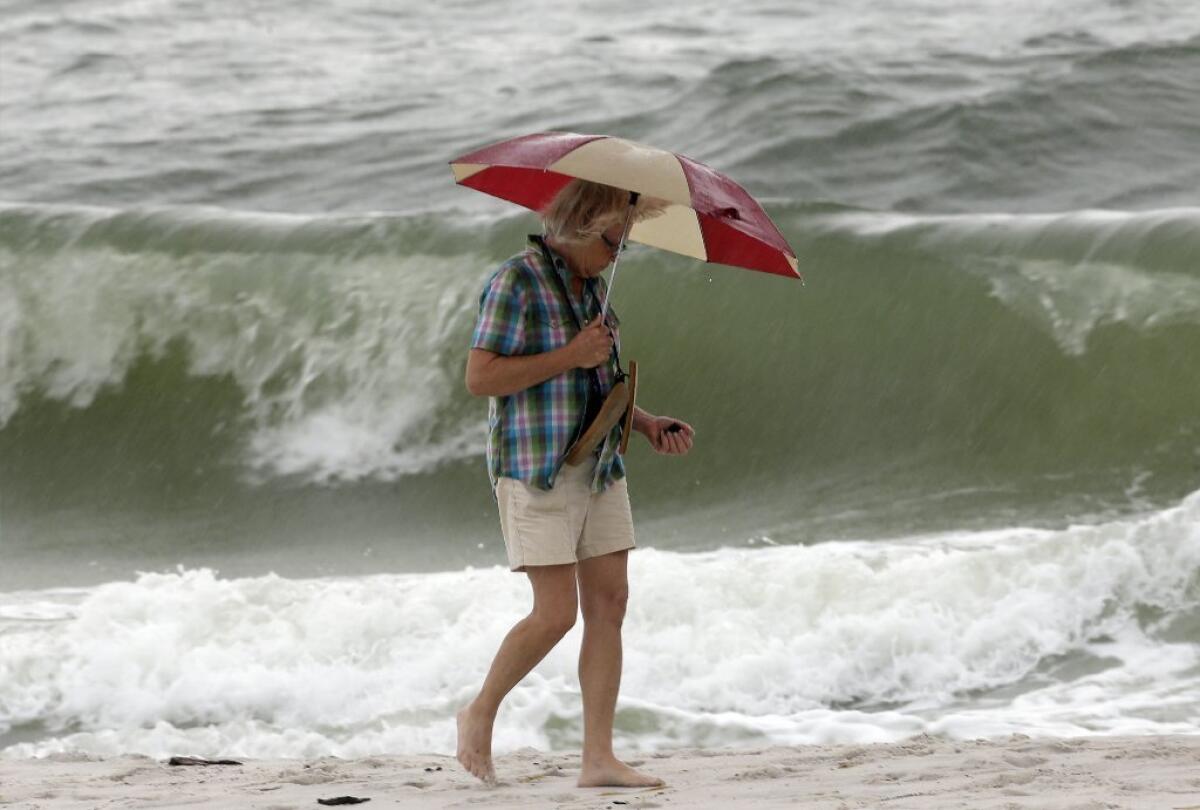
[599, 192, 639, 324]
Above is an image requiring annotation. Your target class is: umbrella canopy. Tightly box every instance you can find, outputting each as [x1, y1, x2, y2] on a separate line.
[449, 131, 800, 279]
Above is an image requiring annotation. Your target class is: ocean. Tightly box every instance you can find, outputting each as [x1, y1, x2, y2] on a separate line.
[1, 0, 1198, 760]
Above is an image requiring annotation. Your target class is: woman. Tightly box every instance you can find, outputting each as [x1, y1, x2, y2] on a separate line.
[457, 179, 694, 788]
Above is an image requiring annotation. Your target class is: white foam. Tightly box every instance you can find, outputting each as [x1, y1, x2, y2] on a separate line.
[2, 490, 1197, 759]
[984, 259, 1200, 355]
[0, 233, 490, 482]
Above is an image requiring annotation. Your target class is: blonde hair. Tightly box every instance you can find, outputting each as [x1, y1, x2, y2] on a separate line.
[540, 179, 667, 244]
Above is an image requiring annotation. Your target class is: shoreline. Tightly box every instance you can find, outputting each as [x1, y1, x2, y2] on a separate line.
[3, 735, 1198, 809]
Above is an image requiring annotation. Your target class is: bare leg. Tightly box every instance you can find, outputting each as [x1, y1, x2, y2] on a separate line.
[457, 563, 578, 786]
[575, 550, 663, 788]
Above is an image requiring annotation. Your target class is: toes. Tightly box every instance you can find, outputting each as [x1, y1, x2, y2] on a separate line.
[459, 753, 497, 787]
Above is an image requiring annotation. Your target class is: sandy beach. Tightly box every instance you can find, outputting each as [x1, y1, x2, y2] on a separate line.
[3, 735, 1198, 809]
[4, 2, 1200, 809]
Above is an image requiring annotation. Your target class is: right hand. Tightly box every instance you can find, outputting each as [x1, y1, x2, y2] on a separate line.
[567, 317, 613, 369]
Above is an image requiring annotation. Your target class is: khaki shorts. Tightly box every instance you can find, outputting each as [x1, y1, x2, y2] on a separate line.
[495, 462, 635, 572]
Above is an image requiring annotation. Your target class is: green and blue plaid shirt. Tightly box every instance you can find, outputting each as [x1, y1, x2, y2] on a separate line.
[471, 235, 626, 493]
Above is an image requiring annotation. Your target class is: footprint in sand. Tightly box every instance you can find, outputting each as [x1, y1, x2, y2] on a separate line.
[277, 764, 340, 785]
[990, 770, 1038, 788]
[727, 764, 786, 780]
[1002, 753, 1047, 768]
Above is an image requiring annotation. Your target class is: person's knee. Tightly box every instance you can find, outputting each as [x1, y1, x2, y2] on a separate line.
[527, 564, 579, 638]
[530, 603, 577, 638]
[582, 585, 628, 626]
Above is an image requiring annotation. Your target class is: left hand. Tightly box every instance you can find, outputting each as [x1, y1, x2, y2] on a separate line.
[643, 416, 694, 455]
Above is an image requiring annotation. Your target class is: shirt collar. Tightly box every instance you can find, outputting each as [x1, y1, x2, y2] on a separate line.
[529, 234, 594, 295]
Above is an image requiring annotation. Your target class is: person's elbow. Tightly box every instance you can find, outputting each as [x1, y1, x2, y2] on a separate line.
[465, 350, 494, 397]
[465, 372, 488, 397]
[464, 365, 485, 397]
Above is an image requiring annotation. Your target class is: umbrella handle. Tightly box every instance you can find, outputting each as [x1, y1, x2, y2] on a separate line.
[599, 192, 639, 325]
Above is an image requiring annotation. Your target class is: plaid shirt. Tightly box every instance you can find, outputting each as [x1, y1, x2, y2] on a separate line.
[471, 235, 626, 493]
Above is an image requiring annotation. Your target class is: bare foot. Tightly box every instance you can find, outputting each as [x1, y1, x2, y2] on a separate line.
[578, 757, 665, 788]
[456, 704, 497, 787]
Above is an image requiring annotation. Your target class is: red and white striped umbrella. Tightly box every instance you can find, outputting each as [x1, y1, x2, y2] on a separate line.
[449, 131, 800, 280]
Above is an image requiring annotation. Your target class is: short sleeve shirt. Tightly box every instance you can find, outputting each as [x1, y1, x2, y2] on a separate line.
[471, 235, 626, 493]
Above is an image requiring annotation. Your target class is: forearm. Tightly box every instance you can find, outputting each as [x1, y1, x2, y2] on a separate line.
[631, 405, 657, 435]
[466, 347, 577, 397]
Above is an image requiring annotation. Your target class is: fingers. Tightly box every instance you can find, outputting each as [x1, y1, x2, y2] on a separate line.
[572, 317, 615, 368]
[654, 420, 693, 455]
[585, 316, 614, 343]
[586, 336, 612, 366]
[585, 316, 613, 336]
[588, 317, 616, 345]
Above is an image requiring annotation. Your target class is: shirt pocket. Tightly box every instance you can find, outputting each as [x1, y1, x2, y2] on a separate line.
[527, 310, 573, 351]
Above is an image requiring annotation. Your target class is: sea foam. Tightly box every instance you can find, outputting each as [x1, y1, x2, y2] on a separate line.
[3, 489, 1197, 758]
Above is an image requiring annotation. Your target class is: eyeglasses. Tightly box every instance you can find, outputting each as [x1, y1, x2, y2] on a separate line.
[599, 233, 626, 254]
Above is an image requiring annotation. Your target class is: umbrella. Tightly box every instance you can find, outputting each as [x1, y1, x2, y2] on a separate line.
[448, 131, 801, 282]
[449, 131, 800, 461]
